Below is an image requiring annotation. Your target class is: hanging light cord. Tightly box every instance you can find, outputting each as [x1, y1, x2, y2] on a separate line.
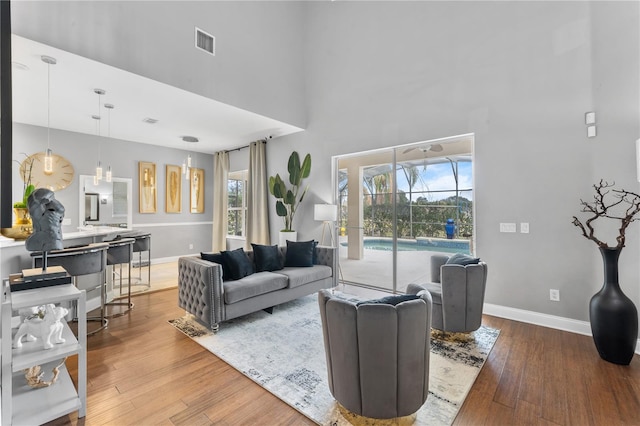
[97, 91, 101, 162]
[46, 61, 51, 151]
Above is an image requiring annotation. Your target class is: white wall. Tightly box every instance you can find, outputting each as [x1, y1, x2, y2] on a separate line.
[8, 1, 640, 324]
[11, 0, 306, 128]
[274, 1, 637, 322]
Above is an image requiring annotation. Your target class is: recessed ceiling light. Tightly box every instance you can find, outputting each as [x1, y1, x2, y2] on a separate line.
[142, 117, 158, 124]
[182, 136, 199, 143]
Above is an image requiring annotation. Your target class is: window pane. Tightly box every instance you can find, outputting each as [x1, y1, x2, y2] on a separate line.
[227, 210, 243, 236]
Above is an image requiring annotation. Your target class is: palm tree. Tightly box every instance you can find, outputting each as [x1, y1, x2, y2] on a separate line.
[400, 165, 420, 237]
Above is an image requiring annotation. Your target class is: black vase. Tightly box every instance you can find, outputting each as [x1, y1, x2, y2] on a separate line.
[589, 247, 638, 365]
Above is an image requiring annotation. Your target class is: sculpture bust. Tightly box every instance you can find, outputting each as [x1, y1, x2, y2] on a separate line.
[25, 188, 65, 252]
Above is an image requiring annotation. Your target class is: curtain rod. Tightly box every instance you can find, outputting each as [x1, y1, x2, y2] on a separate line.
[227, 136, 271, 153]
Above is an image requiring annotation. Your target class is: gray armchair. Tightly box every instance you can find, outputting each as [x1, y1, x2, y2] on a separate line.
[318, 289, 432, 420]
[407, 254, 487, 333]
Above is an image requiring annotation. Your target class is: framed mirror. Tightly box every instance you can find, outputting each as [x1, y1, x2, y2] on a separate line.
[84, 192, 100, 221]
[78, 175, 132, 229]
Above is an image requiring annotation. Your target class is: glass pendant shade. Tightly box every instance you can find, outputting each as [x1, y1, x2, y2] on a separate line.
[93, 175, 99, 185]
[182, 161, 187, 175]
[96, 161, 103, 180]
[106, 166, 112, 182]
[44, 148, 53, 174]
[187, 154, 192, 168]
[42, 55, 57, 174]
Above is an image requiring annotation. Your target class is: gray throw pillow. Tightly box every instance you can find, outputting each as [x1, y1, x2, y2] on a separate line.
[446, 253, 481, 266]
[357, 294, 420, 306]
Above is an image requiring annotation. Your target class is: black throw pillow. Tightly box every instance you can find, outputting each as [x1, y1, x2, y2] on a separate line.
[221, 248, 255, 280]
[357, 294, 420, 306]
[201, 252, 233, 281]
[285, 240, 315, 267]
[446, 253, 481, 266]
[251, 243, 283, 272]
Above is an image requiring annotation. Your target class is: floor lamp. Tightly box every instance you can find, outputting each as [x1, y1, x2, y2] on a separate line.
[314, 204, 337, 246]
[314, 204, 343, 287]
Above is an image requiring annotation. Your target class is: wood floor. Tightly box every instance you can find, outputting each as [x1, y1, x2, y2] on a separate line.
[47, 288, 640, 426]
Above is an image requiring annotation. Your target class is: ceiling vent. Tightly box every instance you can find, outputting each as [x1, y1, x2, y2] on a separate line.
[142, 117, 158, 124]
[195, 27, 215, 56]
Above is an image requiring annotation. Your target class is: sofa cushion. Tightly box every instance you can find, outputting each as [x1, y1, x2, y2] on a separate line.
[275, 265, 332, 289]
[446, 253, 481, 266]
[251, 243, 283, 272]
[221, 248, 254, 280]
[200, 252, 233, 281]
[285, 240, 315, 267]
[223, 272, 288, 304]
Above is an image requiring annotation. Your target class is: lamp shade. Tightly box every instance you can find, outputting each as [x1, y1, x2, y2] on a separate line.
[314, 204, 337, 222]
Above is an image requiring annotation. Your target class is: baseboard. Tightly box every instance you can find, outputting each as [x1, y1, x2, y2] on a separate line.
[484, 303, 640, 355]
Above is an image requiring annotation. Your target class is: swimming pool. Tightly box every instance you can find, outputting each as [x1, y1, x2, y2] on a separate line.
[341, 237, 470, 254]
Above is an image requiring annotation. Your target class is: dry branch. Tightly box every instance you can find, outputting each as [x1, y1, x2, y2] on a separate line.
[572, 180, 640, 249]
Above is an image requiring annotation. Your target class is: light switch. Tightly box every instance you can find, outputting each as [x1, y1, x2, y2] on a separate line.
[500, 223, 516, 233]
[62, 218, 71, 226]
[520, 222, 529, 233]
[587, 125, 597, 138]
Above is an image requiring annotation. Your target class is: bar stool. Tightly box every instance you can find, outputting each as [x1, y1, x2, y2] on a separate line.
[31, 242, 109, 335]
[105, 237, 135, 317]
[129, 232, 151, 289]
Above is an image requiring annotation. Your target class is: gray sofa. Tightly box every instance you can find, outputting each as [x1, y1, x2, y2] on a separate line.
[178, 246, 337, 331]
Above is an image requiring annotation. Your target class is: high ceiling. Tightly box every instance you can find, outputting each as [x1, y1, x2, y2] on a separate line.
[11, 35, 304, 154]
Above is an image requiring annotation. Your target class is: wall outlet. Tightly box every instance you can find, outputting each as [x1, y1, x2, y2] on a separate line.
[550, 289, 560, 301]
[62, 218, 71, 226]
[189, 243, 194, 250]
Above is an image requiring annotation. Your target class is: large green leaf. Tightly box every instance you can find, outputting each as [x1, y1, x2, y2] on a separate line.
[288, 152, 301, 185]
[284, 190, 295, 206]
[299, 185, 309, 203]
[300, 154, 311, 179]
[275, 200, 287, 217]
[268, 176, 276, 196]
[271, 174, 285, 198]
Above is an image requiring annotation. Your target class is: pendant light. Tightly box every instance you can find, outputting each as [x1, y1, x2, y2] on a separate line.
[41, 55, 57, 174]
[182, 136, 199, 180]
[94, 89, 105, 181]
[104, 103, 114, 182]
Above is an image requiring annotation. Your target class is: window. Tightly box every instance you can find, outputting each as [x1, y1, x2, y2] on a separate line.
[227, 170, 247, 237]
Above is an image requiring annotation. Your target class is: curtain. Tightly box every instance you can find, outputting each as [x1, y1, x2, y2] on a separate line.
[246, 140, 271, 246]
[212, 151, 229, 252]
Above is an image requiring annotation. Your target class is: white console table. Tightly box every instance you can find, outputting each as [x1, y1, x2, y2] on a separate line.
[1, 281, 87, 425]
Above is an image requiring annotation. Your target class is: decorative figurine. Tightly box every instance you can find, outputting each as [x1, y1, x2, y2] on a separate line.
[13, 304, 69, 350]
[25, 188, 65, 253]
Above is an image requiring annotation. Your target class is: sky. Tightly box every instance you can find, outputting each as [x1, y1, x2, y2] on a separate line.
[394, 160, 473, 202]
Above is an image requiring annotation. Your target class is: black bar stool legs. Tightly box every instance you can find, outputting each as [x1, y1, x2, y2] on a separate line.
[104, 238, 135, 318]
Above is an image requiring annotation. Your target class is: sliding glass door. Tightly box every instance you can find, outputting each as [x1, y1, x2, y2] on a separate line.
[335, 134, 474, 293]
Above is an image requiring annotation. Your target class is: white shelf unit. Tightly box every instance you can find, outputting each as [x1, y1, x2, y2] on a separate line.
[1, 282, 87, 425]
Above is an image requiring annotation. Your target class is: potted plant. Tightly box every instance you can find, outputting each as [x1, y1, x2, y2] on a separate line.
[269, 151, 311, 246]
[13, 155, 35, 226]
[572, 179, 639, 365]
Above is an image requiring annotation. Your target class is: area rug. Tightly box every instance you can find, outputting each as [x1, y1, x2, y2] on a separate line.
[169, 294, 499, 425]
